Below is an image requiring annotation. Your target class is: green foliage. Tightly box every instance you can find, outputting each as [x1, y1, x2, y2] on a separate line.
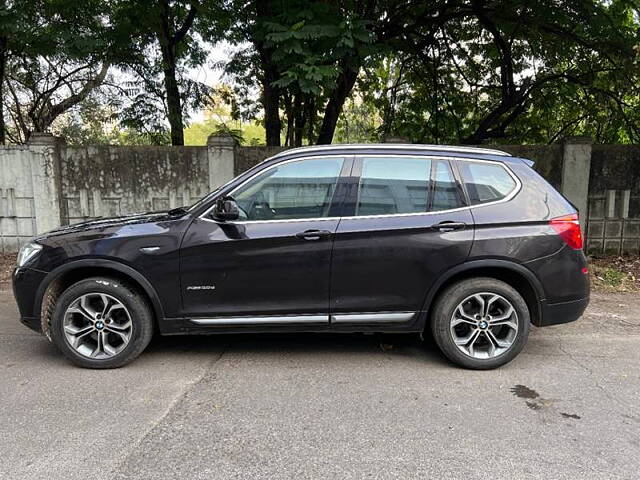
[1, 0, 124, 142]
[343, 0, 640, 145]
[183, 84, 265, 146]
[3, 0, 640, 146]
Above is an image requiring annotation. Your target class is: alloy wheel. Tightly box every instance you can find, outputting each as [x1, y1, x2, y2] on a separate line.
[63, 293, 133, 359]
[449, 292, 518, 359]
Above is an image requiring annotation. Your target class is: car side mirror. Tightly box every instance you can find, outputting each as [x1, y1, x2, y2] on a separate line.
[212, 196, 239, 221]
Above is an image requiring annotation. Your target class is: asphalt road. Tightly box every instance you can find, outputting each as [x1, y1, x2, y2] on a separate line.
[1, 290, 639, 480]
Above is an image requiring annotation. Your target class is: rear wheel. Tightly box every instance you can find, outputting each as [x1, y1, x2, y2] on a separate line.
[50, 277, 154, 369]
[430, 277, 530, 369]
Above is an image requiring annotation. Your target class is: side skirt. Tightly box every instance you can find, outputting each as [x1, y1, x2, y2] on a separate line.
[157, 312, 421, 335]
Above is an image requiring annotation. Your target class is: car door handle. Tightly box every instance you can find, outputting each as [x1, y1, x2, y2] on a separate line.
[295, 229, 332, 240]
[431, 221, 467, 232]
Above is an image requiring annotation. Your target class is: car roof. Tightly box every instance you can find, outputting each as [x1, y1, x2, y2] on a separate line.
[266, 144, 532, 167]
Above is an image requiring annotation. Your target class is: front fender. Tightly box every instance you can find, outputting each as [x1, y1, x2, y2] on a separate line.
[34, 259, 165, 323]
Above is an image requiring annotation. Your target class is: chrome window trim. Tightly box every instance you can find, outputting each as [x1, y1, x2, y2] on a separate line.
[190, 315, 328, 325]
[268, 144, 511, 160]
[199, 155, 521, 225]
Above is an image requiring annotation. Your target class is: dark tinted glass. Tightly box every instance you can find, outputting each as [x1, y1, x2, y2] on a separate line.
[357, 157, 431, 215]
[233, 157, 344, 220]
[459, 161, 516, 205]
[431, 161, 463, 211]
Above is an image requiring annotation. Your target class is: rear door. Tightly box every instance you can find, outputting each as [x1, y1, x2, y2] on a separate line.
[329, 155, 474, 327]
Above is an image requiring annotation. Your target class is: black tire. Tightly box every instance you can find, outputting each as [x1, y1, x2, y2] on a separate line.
[50, 277, 154, 369]
[430, 277, 530, 370]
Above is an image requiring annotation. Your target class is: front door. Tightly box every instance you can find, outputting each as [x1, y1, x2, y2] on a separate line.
[180, 156, 349, 324]
[329, 155, 474, 327]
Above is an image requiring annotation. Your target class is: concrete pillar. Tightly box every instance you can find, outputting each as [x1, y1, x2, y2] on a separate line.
[27, 133, 64, 234]
[605, 190, 617, 219]
[561, 136, 592, 233]
[620, 190, 630, 219]
[207, 134, 236, 191]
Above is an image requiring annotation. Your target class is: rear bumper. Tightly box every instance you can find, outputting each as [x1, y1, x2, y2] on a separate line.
[539, 296, 589, 326]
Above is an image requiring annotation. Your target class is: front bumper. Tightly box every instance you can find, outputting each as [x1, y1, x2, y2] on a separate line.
[12, 267, 48, 333]
[19, 316, 41, 333]
[539, 296, 589, 326]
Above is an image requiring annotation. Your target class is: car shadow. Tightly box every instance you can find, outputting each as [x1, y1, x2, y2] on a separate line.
[17, 330, 450, 369]
[145, 331, 450, 366]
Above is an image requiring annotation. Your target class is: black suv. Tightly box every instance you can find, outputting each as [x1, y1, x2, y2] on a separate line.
[13, 144, 589, 369]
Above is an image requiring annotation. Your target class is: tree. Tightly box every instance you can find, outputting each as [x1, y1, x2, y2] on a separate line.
[225, 0, 639, 146]
[183, 84, 266, 145]
[113, 0, 229, 145]
[1, 0, 126, 143]
[345, 0, 640, 145]
[6, 58, 110, 143]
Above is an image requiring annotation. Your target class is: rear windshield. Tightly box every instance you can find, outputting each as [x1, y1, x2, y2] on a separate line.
[458, 161, 517, 205]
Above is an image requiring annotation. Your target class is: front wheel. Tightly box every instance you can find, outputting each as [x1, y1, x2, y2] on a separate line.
[430, 277, 530, 369]
[50, 277, 154, 369]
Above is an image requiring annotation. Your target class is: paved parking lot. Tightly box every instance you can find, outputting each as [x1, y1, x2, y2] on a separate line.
[1, 290, 638, 480]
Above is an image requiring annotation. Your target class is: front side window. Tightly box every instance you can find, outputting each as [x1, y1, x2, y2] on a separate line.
[231, 157, 344, 221]
[458, 161, 517, 205]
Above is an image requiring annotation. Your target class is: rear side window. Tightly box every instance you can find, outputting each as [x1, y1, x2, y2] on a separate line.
[458, 161, 517, 205]
[431, 161, 462, 211]
[355, 157, 463, 216]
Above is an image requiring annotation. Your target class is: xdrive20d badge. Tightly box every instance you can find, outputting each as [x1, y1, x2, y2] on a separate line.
[13, 144, 589, 369]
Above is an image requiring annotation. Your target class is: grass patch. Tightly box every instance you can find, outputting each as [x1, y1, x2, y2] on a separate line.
[589, 255, 640, 293]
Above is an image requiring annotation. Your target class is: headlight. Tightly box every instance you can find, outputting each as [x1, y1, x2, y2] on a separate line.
[17, 242, 42, 267]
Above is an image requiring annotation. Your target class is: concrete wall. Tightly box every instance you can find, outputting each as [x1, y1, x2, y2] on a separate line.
[0, 134, 637, 255]
[0, 145, 38, 252]
[234, 146, 288, 175]
[585, 145, 640, 254]
[61, 146, 209, 223]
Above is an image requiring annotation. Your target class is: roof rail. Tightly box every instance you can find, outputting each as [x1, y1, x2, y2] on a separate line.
[269, 143, 511, 159]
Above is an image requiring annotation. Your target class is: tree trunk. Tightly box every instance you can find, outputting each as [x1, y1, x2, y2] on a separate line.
[156, 0, 192, 146]
[293, 93, 304, 147]
[162, 61, 184, 145]
[283, 92, 293, 146]
[262, 71, 281, 146]
[316, 67, 359, 144]
[257, 45, 281, 146]
[255, 1, 281, 146]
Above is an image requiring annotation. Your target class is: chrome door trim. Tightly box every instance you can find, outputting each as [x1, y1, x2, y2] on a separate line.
[190, 315, 328, 326]
[330, 312, 416, 324]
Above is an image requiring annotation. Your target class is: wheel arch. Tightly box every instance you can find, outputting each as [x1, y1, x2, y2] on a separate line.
[420, 259, 545, 329]
[35, 259, 165, 336]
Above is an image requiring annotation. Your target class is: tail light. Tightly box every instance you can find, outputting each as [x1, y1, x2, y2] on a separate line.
[550, 213, 583, 250]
